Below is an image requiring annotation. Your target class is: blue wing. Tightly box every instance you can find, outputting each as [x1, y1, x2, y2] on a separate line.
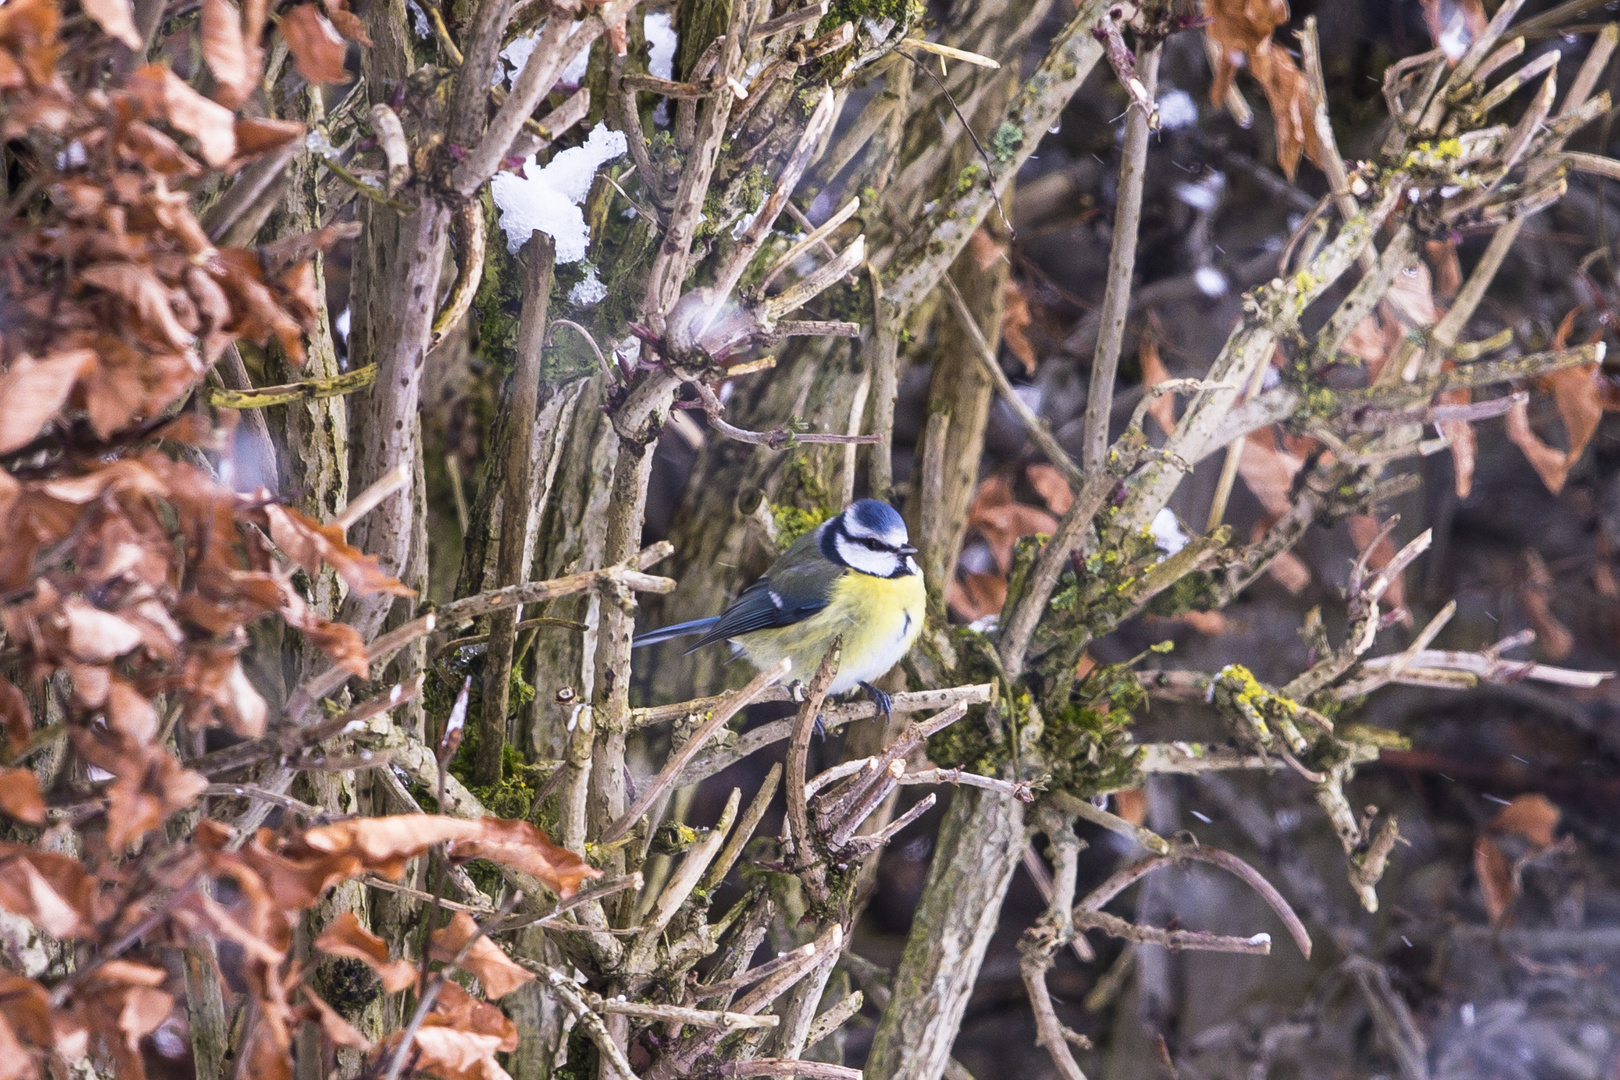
[691, 577, 828, 649]
[636, 530, 839, 652]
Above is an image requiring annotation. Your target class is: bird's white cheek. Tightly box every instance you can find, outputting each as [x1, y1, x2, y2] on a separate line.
[905, 555, 921, 576]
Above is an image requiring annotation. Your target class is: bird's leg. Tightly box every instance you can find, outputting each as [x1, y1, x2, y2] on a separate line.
[858, 681, 893, 723]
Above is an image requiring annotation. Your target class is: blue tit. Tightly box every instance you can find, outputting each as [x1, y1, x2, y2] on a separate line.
[632, 499, 926, 717]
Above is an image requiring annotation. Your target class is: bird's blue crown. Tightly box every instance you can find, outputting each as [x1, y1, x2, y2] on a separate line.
[841, 499, 908, 545]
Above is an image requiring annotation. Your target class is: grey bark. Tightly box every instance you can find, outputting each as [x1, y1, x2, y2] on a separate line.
[864, 788, 1030, 1080]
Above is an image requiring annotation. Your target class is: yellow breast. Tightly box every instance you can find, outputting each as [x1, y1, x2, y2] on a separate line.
[735, 570, 926, 694]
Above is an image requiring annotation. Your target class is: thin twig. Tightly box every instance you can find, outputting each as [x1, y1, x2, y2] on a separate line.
[692, 383, 881, 448]
[1082, 42, 1159, 473]
[600, 659, 791, 844]
[940, 275, 1082, 490]
[786, 642, 841, 863]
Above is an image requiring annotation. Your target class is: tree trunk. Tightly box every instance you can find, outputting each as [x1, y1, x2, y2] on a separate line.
[865, 788, 1029, 1080]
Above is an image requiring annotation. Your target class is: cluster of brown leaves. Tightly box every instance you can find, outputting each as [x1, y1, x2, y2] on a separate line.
[1201, 0, 1324, 179]
[0, 2, 602, 1079]
[1504, 308, 1620, 496]
[950, 463, 1074, 622]
[1472, 793, 1565, 927]
[1201, 0, 1487, 179]
[0, 813, 595, 1080]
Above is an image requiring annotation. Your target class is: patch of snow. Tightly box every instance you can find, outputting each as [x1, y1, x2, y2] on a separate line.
[569, 265, 608, 306]
[560, 34, 592, 83]
[491, 123, 628, 261]
[305, 129, 337, 159]
[1438, 10, 1471, 60]
[1151, 508, 1188, 558]
[500, 23, 589, 88]
[645, 11, 676, 80]
[1157, 89, 1198, 130]
[406, 0, 431, 39]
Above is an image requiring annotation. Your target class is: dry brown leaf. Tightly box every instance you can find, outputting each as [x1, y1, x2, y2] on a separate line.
[1180, 609, 1231, 634]
[445, 818, 603, 900]
[103, 753, 208, 850]
[429, 912, 535, 999]
[60, 599, 143, 662]
[1505, 395, 1573, 495]
[0, 1013, 36, 1080]
[232, 117, 304, 158]
[80, 262, 194, 350]
[401, 1026, 511, 1080]
[0, 352, 94, 454]
[1521, 550, 1574, 661]
[1112, 789, 1147, 826]
[0, 682, 31, 757]
[105, 678, 158, 743]
[1473, 834, 1514, 926]
[326, 6, 370, 44]
[1268, 550, 1311, 594]
[1385, 262, 1441, 331]
[1003, 279, 1036, 374]
[200, 0, 252, 105]
[81, 0, 140, 48]
[1348, 514, 1406, 617]
[279, 5, 349, 85]
[1542, 362, 1604, 475]
[1475, 793, 1562, 926]
[1489, 793, 1561, 849]
[0, 769, 45, 825]
[0, 977, 52, 1050]
[1203, 0, 1289, 104]
[301, 988, 371, 1050]
[261, 504, 415, 598]
[299, 816, 472, 879]
[1025, 464, 1073, 516]
[313, 912, 419, 994]
[428, 982, 519, 1051]
[300, 815, 600, 898]
[75, 963, 173, 1080]
[965, 228, 1005, 273]
[128, 65, 237, 167]
[965, 474, 1059, 572]
[1342, 309, 1402, 376]
[1249, 46, 1323, 180]
[0, 845, 96, 938]
[1236, 431, 1303, 517]
[1138, 334, 1176, 435]
[1203, 0, 1325, 177]
[1439, 388, 1476, 498]
[220, 826, 361, 911]
[947, 572, 1007, 624]
[1426, 238, 1463, 299]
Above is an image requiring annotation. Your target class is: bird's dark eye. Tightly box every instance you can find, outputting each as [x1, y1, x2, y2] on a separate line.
[862, 538, 885, 550]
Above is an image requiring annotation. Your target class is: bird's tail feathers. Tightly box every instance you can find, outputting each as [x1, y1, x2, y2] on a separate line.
[632, 616, 721, 649]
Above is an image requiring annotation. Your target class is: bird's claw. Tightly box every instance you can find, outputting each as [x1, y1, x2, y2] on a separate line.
[859, 681, 893, 722]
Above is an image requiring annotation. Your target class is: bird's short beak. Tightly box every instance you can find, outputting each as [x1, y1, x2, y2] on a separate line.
[898, 543, 918, 556]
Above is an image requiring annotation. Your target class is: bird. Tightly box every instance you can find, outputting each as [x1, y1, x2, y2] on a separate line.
[632, 499, 926, 719]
